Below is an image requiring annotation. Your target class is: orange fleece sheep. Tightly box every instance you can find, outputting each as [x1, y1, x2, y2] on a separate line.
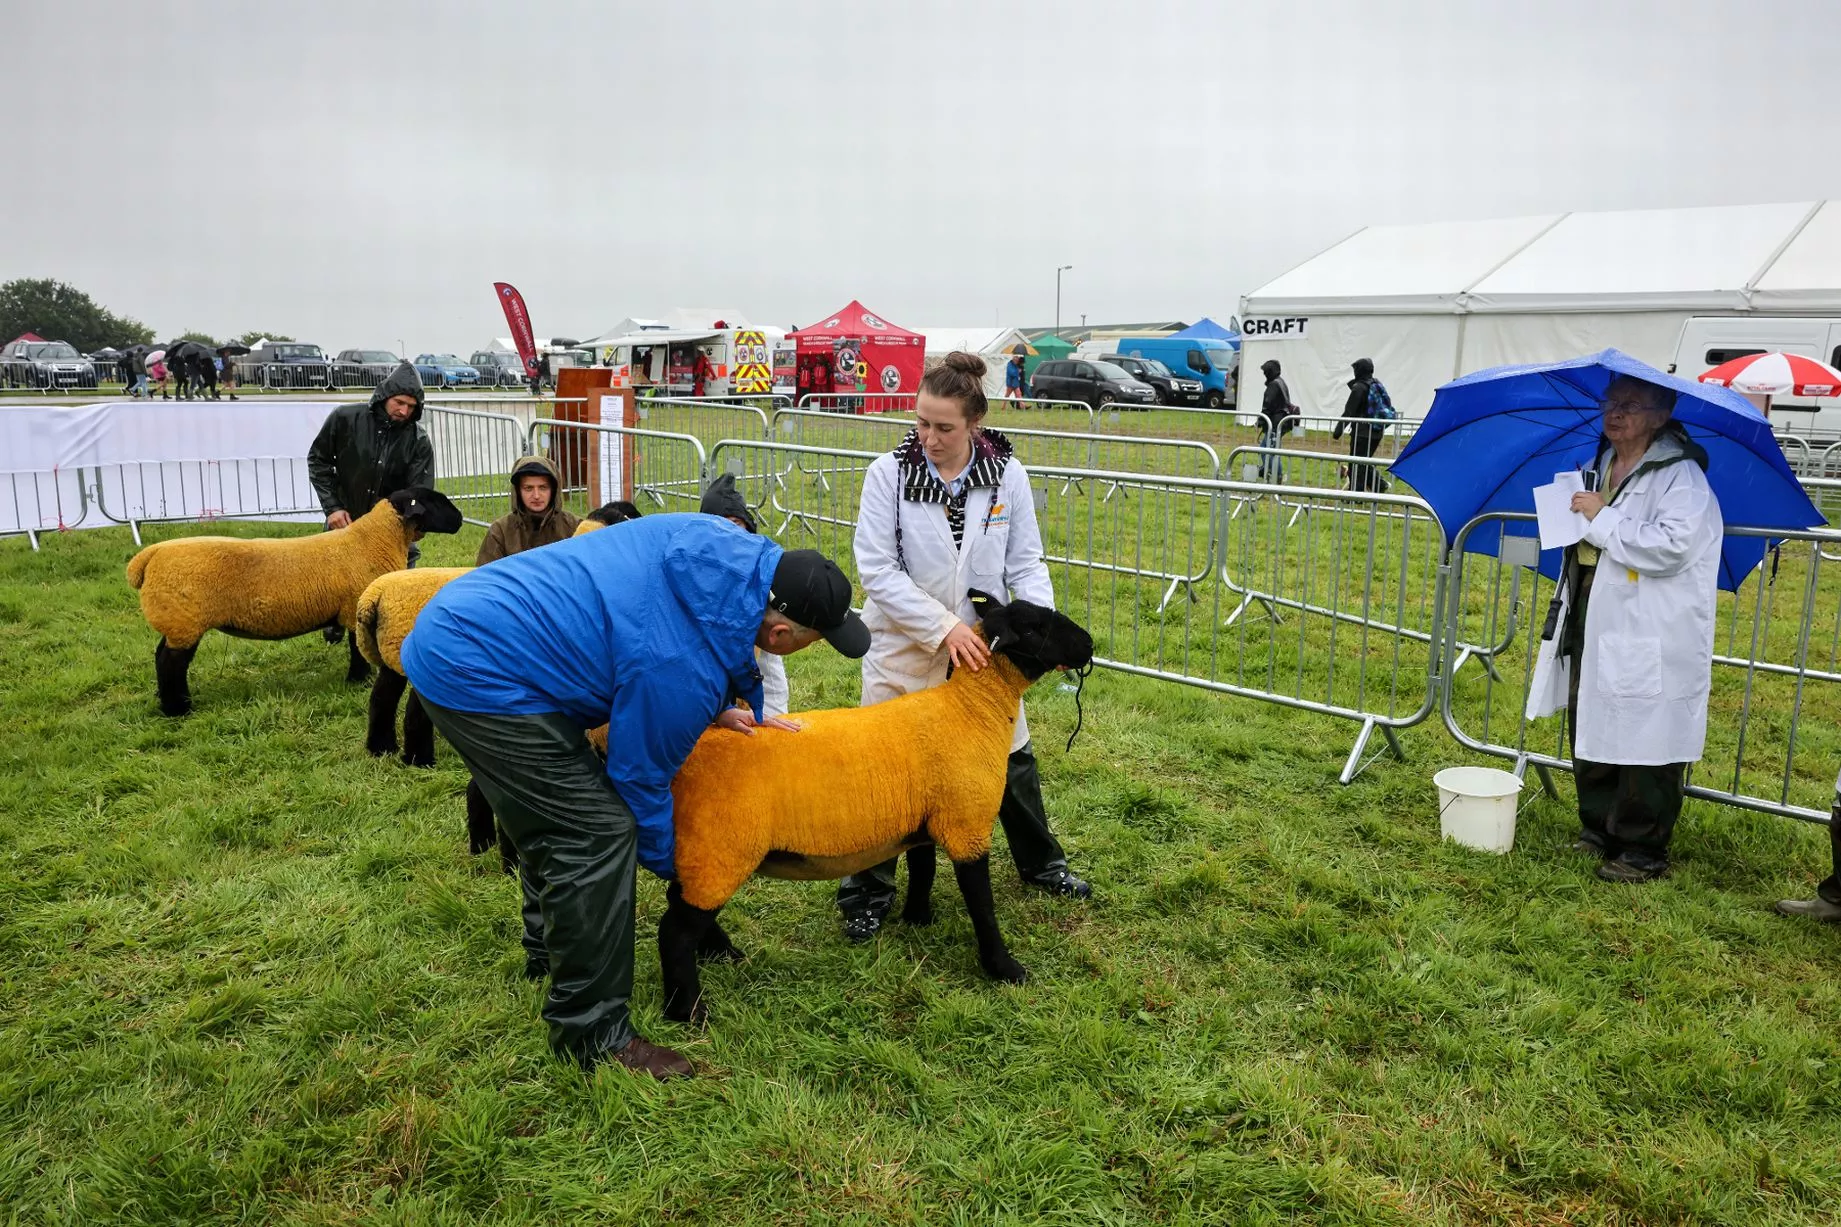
[654, 591, 1094, 1025]
[124, 488, 460, 715]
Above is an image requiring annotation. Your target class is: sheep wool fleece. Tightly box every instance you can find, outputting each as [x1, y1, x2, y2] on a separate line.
[401, 513, 780, 877]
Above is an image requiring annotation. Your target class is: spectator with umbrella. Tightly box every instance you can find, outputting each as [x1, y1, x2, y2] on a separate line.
[1393, 351, 1824, 884]
[147, 349, 170, 400]
[217, 344, 249, 401]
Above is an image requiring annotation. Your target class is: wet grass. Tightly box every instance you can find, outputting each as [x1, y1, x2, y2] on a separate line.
[3, 521, 1840, 1224]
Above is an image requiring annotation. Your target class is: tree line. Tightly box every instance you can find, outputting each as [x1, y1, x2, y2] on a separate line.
[1, 279, 292, 353]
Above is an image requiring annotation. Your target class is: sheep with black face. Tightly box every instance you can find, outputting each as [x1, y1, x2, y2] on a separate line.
[124, 487, 462, 715]
[656, 589, 1094, 1025]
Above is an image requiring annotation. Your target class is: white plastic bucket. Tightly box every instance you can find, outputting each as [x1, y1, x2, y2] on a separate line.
[1434, 765, 1523, 853]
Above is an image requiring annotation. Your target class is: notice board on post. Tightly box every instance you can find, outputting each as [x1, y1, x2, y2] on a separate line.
[588, 390, 636, 508]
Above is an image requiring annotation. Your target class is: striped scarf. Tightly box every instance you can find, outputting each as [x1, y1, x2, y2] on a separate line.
[892, 428, 1014, 567]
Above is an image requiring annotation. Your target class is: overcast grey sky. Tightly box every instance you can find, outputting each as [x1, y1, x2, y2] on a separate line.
[5, 0, 1839, 350]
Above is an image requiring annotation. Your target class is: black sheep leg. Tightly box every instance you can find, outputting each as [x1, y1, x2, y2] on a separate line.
[952, 855, 1028, 984]
[154, 639, 196, 717]
[366, 667, 407, 757]
[900, 843, 937, 926]
[344, 631, 371, 684]
[401, 687, 435, 767]
[697, 917, 745, 964]
[658, 880, 718, 1024]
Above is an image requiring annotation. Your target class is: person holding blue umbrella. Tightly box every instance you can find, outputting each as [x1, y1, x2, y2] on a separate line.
[1395, 350, 1824, 884]
[1527, 375, 1723, 882]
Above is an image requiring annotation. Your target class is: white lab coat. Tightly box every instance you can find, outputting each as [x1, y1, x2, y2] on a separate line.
[1526, 436, 1722, 765]
[854, 449, 1053, 752]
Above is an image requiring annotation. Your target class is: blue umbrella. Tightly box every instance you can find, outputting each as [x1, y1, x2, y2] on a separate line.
[1392, 349, 1824, 591]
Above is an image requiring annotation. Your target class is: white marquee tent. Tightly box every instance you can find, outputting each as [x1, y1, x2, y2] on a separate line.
[911, 326, 1033, 397]
[1237, 201, 1841, 420]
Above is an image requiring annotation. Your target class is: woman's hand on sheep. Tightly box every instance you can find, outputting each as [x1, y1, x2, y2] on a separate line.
[943, 622, 990, 673]
[326, 510, 352, 530]
[715, 707, 803, 736]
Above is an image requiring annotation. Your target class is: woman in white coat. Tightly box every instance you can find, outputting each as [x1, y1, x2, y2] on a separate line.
[1527, 375, 1723, 883]
[836, 351, 1091, 942]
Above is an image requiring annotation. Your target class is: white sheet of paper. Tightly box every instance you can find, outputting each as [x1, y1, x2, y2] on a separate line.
[1532, 471, 1588, 550]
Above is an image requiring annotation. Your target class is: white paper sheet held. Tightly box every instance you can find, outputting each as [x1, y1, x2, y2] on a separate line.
[1532, 471, 1589, 550]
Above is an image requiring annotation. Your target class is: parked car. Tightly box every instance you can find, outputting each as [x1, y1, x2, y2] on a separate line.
[469, 350, 527, 388]
[1097, 354, 1203, 405]
[1097, 337, 1237, 407]
[0, 339, 98, 390]
[248, 341, 331, 387]
[414, 353, 482, 387]
[332, 349, 403, 389]
[1029, 358, 1158, 411]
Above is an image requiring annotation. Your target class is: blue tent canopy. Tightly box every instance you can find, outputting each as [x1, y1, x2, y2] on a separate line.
[1172, 317, 1241, 349]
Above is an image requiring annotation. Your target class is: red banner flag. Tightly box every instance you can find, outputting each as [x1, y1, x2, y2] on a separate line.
[493, 282, 539, 378]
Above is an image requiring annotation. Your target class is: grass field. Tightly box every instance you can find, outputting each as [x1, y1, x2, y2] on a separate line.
[4, 519, 1841, 1225]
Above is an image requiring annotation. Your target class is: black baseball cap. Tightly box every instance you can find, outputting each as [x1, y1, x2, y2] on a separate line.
[769, 550, 870, 658]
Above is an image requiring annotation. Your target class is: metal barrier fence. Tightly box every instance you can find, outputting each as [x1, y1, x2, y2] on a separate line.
[91, 458, 325, 544]
[1221, 444, 1395, 495]
[524, 418, 710, 516]
[1274, 413, 1424, 461]
[1, 360, 107, 392]
[422, 406, 531, 527]
[1086, 404, 1255, 455]
[704, 437, 1444, 781]
[766, 408, 1223, 489]
[1775, 432, 1817, 478]
[1, 468, 89, 548]
[1442, 512, 1841, 823]
[634, 390, 792, 413]
[6, 401, 1839, 839]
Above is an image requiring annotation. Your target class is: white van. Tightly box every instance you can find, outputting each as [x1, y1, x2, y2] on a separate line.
[1669, 316, 1841, 437]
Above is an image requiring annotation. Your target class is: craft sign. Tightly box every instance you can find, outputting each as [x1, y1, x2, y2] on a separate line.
[1242, 317, 1310, 340]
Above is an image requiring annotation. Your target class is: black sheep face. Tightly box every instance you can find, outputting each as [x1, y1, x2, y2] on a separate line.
[968, 589, 1095, 681]
[389, 487, 464, 536]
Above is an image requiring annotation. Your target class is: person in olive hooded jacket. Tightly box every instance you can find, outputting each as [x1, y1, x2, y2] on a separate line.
[307, 361, 437, 562]
[477, 455, 581, 565]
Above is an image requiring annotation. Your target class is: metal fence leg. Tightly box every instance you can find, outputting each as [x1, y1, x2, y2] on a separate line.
[1155, 577, 1198, 613]
[1533, 763, 1561, 800]
[1223, 590, 1281, 627]
[1339, 717, 1405, 785]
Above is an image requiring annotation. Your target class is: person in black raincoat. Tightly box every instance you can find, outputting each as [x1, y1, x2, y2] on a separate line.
[1258, 359, 1295, 481]
[307, 360, 436, 557]
[1332, 357, 1389, 493]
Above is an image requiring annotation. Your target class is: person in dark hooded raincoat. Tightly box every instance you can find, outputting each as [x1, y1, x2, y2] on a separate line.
[1332, 357, 1389, 493]
[307, 361, 436, 562]
[476, 455, 581, 565]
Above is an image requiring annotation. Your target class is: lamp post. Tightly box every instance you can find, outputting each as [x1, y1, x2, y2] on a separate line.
[1054, 264, 1073, 336]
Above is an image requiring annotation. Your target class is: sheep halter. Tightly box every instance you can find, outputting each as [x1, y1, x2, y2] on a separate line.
[1064, 663, 1093, 753]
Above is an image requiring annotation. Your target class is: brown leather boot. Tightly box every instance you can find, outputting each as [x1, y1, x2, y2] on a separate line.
[601, 1035, 692, 1080]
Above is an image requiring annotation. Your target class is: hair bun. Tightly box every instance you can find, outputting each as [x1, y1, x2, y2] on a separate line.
[943, 350, 986, 378]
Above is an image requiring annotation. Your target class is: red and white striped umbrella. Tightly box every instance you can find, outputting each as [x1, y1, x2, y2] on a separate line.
[1698, 351, 1841, 397]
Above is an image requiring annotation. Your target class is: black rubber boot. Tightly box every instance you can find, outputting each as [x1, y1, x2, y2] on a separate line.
[837, 861, 898, 943]
[1000, 745, 1091, 900]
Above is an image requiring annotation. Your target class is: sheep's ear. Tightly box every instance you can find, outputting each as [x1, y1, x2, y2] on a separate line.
[967, 587, 1002, 612]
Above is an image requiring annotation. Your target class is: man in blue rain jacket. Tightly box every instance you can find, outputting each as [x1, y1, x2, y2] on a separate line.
[403, 513, 868, 1079]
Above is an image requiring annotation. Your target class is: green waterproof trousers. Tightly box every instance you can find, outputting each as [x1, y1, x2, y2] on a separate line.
[419, 698, 638, 1067]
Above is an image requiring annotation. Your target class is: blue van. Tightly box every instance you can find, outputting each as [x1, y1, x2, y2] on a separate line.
[1108, 337, 1237, 407]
